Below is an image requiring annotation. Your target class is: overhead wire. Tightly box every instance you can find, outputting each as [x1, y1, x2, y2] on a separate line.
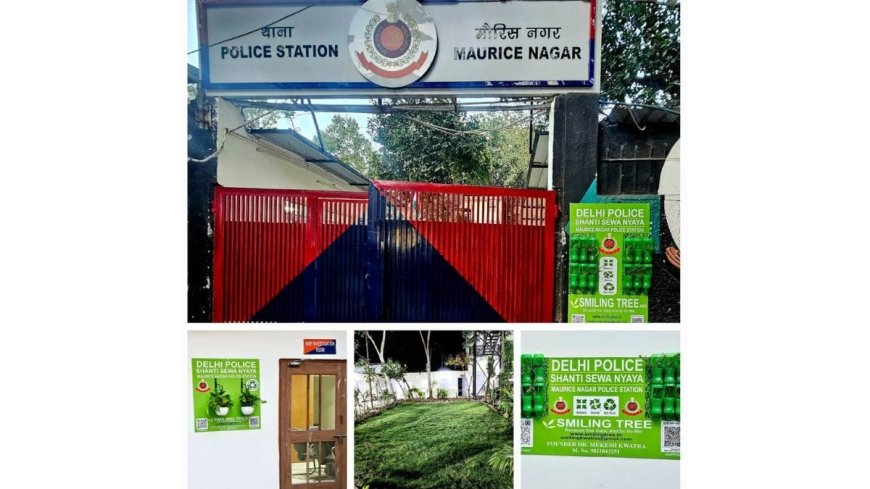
[398, 113, 537, 137]
[187, 5, 314, 55]
[188, 109, 278, 163]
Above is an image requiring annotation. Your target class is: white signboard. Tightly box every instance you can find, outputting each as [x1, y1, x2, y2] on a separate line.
[198, 0, 601, 96]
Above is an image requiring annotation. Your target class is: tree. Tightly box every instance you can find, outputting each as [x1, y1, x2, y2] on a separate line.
[444, 352, 472, 398]
[461, 331, 476, 398]
[241, 107, 295, 129]
[363, 331, 393, 395]
[419, 331, 433, 399]
[321, 115, 381, 174]
[369, 99, 492, 184]
[355, 359, 378, 410]
[497, 333, 513, 419]
[478, 111, 547, 188]
[602, 0, 680, 108]
[381, 359, 411, 397]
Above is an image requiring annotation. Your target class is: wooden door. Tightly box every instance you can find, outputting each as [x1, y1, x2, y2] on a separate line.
[279, 360, 347, 489]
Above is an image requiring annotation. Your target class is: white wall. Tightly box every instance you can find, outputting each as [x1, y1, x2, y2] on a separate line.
[521, 330, 680, 489]
[215, 98, 362, 192]
[188, 330, 348, 489]
[355, 369, 469, 400]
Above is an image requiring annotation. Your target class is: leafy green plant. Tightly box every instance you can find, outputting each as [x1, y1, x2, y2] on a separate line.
[208, 385, 233, 412]
[381, 360, 411, 396]
[408, 387, 425, 400]
[437, 388, 448, 399]
[488, 444, 513, 475]
[238, 387, 265, 407]
[497, 385, 513, 418]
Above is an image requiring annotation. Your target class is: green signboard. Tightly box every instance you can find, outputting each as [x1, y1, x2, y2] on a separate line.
[521, 356, 679, 460]
[192, 358, 262, 433]
[567, 203, 652, 323]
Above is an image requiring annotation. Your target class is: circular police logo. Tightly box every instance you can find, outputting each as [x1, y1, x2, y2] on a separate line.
[348, 0, 438, 88]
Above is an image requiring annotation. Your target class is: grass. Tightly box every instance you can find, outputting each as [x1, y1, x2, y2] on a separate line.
[355, 401, 513, 489]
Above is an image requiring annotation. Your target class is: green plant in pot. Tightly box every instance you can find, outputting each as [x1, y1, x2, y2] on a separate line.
[238, 386, 265, 416]
[208, 383, 233, 417]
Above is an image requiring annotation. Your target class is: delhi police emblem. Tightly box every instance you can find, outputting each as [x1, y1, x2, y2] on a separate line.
[348, 0, 438, 88]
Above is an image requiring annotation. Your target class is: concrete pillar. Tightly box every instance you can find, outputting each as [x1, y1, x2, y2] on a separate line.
[550, 94, 599, 322]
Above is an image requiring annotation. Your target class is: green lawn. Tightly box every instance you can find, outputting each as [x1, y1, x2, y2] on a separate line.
[355, 401, 513, 489]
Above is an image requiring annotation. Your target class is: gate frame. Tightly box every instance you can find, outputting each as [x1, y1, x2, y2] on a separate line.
[213, 182, 558, 322]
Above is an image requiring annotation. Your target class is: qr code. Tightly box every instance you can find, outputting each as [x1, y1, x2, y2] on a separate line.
[520, 418, 533, 447]
[661, 421, 680, 452]
[196, 418, 208, 431]
[249, 416, 260, 428]
[630, 315, 644, 323]
[572, 314, 585, 323]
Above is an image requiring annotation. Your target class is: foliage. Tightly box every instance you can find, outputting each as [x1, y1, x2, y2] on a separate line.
[369, 99, 492, 184]
[355, 402, 513, 489]
[485, 355, 495, 403]
[461, 331, 476, 351]
[356, 359, 378, 379]
[444, 353, 470, 370]
[497, 334, 514, 420]
[208, 385, 233, 412]
[238, 386, 265, 407]
[241, 107, 296, 130]
[356, 359, 379, 409]
[321, 115, 382, 174]
[408, 387, 425, 400]
[487, 444, 514, 475]
[602, 0, 681, 108]
[478, 111, 546, 188]
[381, 359, 410, 396]
[437, 388, 449, 399]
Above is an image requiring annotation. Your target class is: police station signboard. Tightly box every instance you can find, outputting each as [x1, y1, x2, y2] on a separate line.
[197, 0, 601, 96]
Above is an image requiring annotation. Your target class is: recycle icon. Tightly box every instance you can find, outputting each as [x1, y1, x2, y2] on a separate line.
[604, 399, 616, 410]
[604, 283, 615, 292]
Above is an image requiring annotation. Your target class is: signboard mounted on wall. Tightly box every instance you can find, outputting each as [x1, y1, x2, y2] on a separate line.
[197, 0, 601, 96]
[567, 203, 652, 323]
[521, 355, 680, 460]
[191, 358, 262, 432]
[304, 338, 337, 354]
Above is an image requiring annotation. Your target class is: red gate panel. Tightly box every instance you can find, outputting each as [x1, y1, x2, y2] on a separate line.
[374, 180, 557, 322]
[212, 187, 367, 322]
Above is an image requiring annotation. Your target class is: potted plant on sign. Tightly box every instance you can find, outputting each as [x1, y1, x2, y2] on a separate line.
[208, 381, 233, 417]
[238, 384, 265, 416]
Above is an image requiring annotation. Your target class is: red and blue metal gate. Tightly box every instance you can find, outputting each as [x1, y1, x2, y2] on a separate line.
[212, 187, 368, 322]
[213, 182, 556, 322]
[367, 181, 556, 322]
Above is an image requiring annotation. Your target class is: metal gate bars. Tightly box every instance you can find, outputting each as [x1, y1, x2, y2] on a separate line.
[212, 182, 557, 322]
[366, 181, 557, 322]
[212, 187, 368, 322]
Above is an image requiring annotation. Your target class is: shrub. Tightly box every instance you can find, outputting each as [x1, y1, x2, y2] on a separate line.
[408, 387, 425, 399]
[437, 388, 448, 399]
